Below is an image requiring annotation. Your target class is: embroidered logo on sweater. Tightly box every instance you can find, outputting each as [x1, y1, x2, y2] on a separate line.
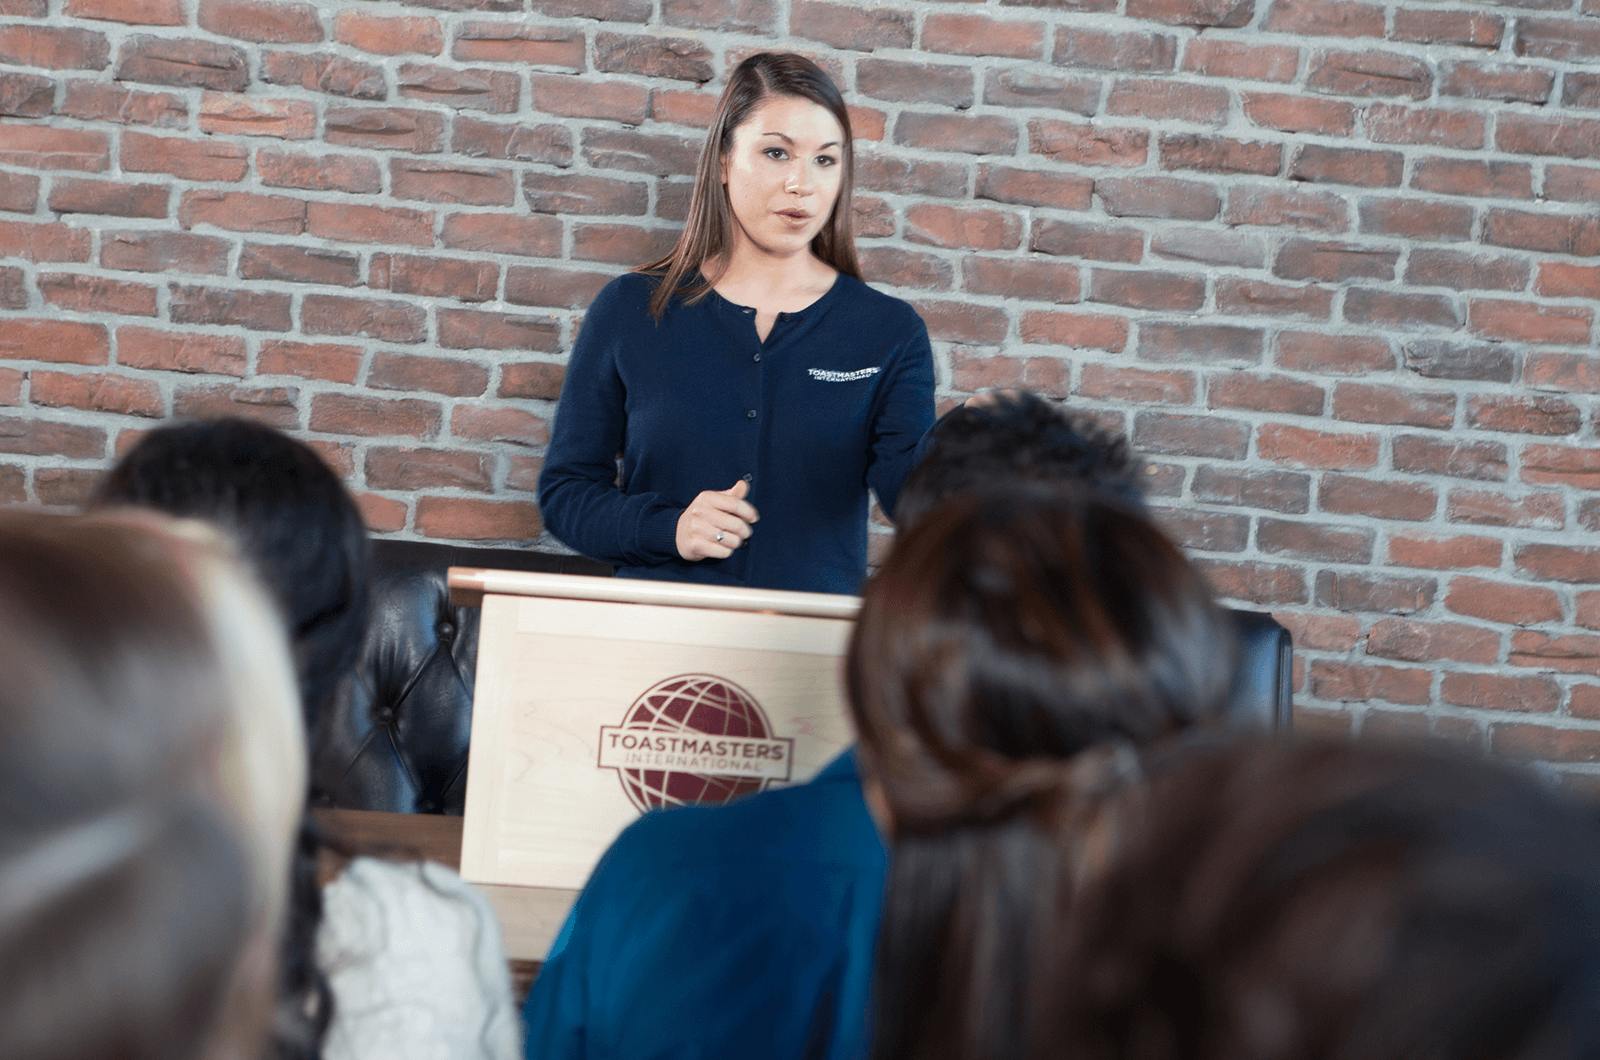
[598, 674, 793, 813]
[808, 366, 880, 383]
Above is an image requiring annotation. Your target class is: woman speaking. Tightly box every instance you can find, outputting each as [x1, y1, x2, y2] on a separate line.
[536, 52, 935, 595]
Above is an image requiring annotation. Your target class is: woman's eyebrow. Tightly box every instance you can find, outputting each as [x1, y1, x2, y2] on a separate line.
[760, 131, 841, 150]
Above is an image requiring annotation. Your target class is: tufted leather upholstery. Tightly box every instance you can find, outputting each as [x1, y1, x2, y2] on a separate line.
[312, 542, 1293, 816]
[312, 541, 609, 815]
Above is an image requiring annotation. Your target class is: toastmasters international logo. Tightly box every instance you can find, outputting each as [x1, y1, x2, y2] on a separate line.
[598, 674, 794, 812]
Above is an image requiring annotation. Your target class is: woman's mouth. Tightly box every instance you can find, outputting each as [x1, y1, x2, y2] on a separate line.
[777, 209, 811, 222]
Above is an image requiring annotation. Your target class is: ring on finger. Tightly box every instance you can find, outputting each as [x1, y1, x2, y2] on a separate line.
[715, 532, 725, 542]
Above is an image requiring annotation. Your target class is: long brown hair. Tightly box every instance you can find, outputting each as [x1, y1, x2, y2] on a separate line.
[639, 51, 862, 320]
[847, 490, 1236, 1060]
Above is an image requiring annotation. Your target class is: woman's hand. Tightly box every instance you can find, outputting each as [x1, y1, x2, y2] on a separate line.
[676, 479, 760, 561]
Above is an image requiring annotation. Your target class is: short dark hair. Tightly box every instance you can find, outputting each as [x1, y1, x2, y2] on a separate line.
[850, 490, 1235, 1060]
[895, 392, 1146, 529]
[1054, 738, 1600, 1060]
[92, 418, 370, 727]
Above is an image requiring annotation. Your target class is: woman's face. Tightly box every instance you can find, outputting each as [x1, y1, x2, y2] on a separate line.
[721, 94, 846, 261]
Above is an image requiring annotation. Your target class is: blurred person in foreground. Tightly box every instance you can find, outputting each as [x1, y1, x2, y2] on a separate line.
[0, 510, 304, 1060]
[94, 418, 519, 1060]
[521, 392, 1209, 1060]
[1043, 737, 1600, 1060]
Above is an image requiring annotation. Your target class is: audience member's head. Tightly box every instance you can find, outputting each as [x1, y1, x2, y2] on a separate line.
[0, 511, 304, 1060]
[92, 418, 370, 728]
[1052, 738, 1600, 1060]
[896, 391, 1146, 529]
[849, 489, 1236, 1060]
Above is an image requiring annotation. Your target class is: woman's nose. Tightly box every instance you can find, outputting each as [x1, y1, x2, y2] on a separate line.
[784, 163, 811, 194]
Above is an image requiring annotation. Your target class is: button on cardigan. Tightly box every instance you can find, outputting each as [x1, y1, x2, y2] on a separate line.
[536, 271, 936, 595]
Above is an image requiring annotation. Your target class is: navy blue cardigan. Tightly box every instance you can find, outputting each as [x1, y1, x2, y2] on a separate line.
[536, 271, 935, 595]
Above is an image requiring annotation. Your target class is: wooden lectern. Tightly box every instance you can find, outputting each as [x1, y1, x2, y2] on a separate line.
[447, 568, 861, 960]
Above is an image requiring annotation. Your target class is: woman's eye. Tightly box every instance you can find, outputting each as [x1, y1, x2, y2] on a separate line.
[764, 147, 788, 161]
[816, 155, 838, 167]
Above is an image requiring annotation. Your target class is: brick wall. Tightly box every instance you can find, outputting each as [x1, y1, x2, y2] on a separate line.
[1, 0, 1598, 771]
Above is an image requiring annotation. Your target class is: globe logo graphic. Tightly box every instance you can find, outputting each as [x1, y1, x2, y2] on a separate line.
[610, 674, 778, 812]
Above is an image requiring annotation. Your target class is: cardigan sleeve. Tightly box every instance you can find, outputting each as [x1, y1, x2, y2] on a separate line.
[863, 308, 936, 522]
[536, 278, 683, 567]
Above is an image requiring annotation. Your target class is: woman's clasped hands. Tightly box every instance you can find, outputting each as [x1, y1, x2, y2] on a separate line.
[676, 478, 760, 561]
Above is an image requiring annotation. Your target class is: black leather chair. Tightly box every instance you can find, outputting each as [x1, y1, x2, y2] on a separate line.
[315, 541, 1294, 815]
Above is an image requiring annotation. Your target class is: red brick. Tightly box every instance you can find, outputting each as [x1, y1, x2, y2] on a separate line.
[453, 22, 582, 67]
[1467, 395, 1580, 437]
[1411, 158, 1533, 201]
[1076, 363, 1193, 405]
[528, 74, 648, 123]
[910, 300, 1009, 345]
[1470, 299, 1592, 345]
[856, 248, 949, 292]
[397, 62, 518, 114]
[572, 223, 676, 266]
[1225, 184, 1349, 231]
[1275, 331, 1391, 374]
[238, 243, 359, 287]
[1310, 660, 1431, 705]
[116, 326, 244, 375]
[1125, 0, 1251, 26]
[0, 25, 109, 69]
[259, 50, 384, 100]
[1106, 78, 1229, 125]
[1288, 144, 1403, 187]
[310, 393, 440, 439]
[120, 131, 247, 181]
[1275, 239, 1398, 282]
[1151, 507, 1250, 553]
[0, 222, 89, 264]
[1446, 582, 1555, 630]
[853, 198, 895, 239]
[45, 177, 166, 219]
[1217, 278, 1333, 320]
[1444, 673, 1560, 714]
[498, 361, 565, 401]
[1316, 570, 1436, 615]
[529, 0, 647, 16]
[1394, 440, 1507, 488]
[592, 30, 711, 82]
[1019, 310, 1129, 352]
[366, 446, 492, 492]
[365, 351, 487, 398]
[1526, 353, 1600, 395]
[375, 253, 496, 303]
[1344, 286, 1459, 328]
[64, 0, 179, 23]
[1204, 372, 1319, 414]
[1516, 544, 1600, 585]
[1401, 340, 1511, 385]
[450, 404, 549, 448]
[1029, 219, 1145, 263]
[1053, 26, 1176, 71]
[1537, 262, 1600, 301]
[581, 129, 699, 178]
[0, 320, 108, 367]
[1158, 134, 1281, 176]
[33, 467, 105, 508]
[1522, 444, 1600, 490]
[1446, 488, 1563, 530]
[1280, 613, 1363, 656]
[661, 0, 774, 31]
[1581, 593, 1600, 631]
[901, 203, 1020, 252]
[1307, 49, 1432, 99]
[1098, 175, 1219, 220]
[1181, 39, 1297, 81]
[0, 415, 105, 459]
[307, 201, 432, 247]
[0, 72, 55, 119]
[324, 106, 445, 153]
[1331, 381, 1454, 430]
[1509, 632, 1600, 677]
[0, 370, 22, 408]
[100, 230, 228, 275]
[1258, 423, 1378, 470]
[37, 273, 156, 316]
[894, 112, 1016, 156]
[0, 125, 108, 173]
[1195, 558, 1309, 606]
[1322, 472, 1437, 521]
[1440, 61, 1553, 104]
[416, 496, 539, 542]
[437, 308, 558, 352]
[452, 119, 572, 166]
[1391, 8, 1503, 48]
[1492, 723, 1600, 764]
[56, 82, 182, 129]
[355, 492, 406, 534]
[1241, 91, 1355, 135]
[442, 212, 562, 257]
[1265, 0, 1384, 37]
[197, 92, 315, 139]
[178, 190, 306, 235]
[1364, 103, 1484, 149]
[1546, 165, 1600, 204]
[1152, 228, 1266, 268]
[171, 383, 299, 428]
[385, 159, 515, 207]
[1368, 618, 1499, 665]
[504, 454, 543, 492]
[1497, 114, 1600, 162]
[1195, 466, 1311, 513]
[500, 266, 606, 311]
[1259, 517, 1372, 562]
[334, 11, 440, 56]
[1133, 411, 1249, 459]
[169, 283, 290, 331]
[948, 351, 1069, 400]
[1387, 531, 1501, 570]
[1029, 119, 1149, 168]
[990, 68, 1101, 120]
[1404, 248, 1528, 292]
[197, 0, 321, 43]
[257, 148, 380, 193]
[256, 341, 363, 384]
[1515, 16, 1600, 62]
[922, 12, 1040, 58]
[302, 296, 428, 343]
[114, 35, 247, 90]
[961, 256, 1078, 303]
[1088, 269, 1203, 311]
[968, 166, 1090, 214]
[856, 57, 973, 108]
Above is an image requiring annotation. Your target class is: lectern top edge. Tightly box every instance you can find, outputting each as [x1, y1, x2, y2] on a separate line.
[446, 567, 862, 620]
